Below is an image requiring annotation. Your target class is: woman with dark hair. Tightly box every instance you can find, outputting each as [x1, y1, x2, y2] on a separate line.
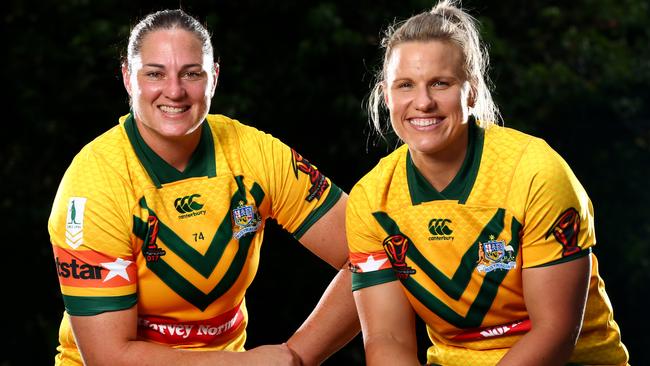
[49, 9, 358, 365]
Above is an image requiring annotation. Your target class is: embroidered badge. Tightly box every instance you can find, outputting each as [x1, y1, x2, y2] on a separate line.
[232, 201, 261, 240]
[143, 215, 166, 263]
[290, 149, 329, 202]
[382, 234, 416, 279]
[476, 235, 516, 273]
[546, 208, 581, 257]
[65, 197, 86, 249]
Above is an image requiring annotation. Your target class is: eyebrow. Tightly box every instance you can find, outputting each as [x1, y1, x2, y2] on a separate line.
[142, 63, 204, 69]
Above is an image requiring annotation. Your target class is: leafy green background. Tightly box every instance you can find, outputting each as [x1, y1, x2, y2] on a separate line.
[4, 0, 648, 364]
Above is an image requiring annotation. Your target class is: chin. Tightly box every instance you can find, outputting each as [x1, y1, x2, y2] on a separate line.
[411, 142, 445, 156]
[160, 125, 197, 138]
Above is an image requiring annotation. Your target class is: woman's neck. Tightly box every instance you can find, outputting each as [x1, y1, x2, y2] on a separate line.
[409, 127, 469, 192]
[135, 121, 203, 172]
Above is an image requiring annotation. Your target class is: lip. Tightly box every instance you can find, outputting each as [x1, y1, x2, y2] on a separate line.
[406, 116, 444, 130]
[158, 105, 191, 116]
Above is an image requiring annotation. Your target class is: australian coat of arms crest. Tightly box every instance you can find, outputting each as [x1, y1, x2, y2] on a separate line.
[232, 200, 261, 240]
[476, 235, 516, 273]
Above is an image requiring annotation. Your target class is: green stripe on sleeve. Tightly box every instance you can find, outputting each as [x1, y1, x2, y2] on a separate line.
[63, 294, 137, 316]
[352, 268, 397, 291]
[530, 247, 592, 268]
[293, 183, 343, 240]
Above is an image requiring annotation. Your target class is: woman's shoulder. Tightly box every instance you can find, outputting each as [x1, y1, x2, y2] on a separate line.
[484, 124, 541, 147]
[350, 145, 408, 199]
[65, 116, 143, 186]
[484, 124, 575, 180]
[206, 113, 265, 135]
[483, 124, 560, 163]
[75, 121, 130, 166]
[205, 113, 276, 147]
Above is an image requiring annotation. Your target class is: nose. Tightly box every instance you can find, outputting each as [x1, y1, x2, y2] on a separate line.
[164, 76, 186, 100]
[414, 86, 435, 111]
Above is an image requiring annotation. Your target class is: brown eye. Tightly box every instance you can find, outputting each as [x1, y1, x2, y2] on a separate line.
[183, 71, 203, 80]
[145, 72, 163, 79]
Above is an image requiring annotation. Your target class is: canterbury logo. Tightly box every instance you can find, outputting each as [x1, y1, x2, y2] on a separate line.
[174, 194, 204, 214]
[428, 218, 453, 236]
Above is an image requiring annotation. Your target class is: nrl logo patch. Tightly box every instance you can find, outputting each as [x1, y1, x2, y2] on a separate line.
[476, 235, 516, 273]
[232, 201, 261, 240]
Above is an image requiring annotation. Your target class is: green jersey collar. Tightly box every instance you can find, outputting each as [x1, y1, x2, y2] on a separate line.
[407, 116, 484, 205]
[124, 113, 217, 188]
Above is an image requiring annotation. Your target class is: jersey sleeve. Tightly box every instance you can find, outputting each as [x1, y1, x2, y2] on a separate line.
[238, 126, 342, 239]
[48, 146, 137, 316]
[515, 138, 595, 268]
[346, 180, 396, 291]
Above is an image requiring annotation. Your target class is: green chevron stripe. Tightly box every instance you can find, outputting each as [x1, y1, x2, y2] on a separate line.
[372, 209, 522, 328]
[133, 176, 265, 310]
[138, 200, 230, 278]
[373, 209, 505, 300]
[250, 181, 265, 206]
[133, 214, 147, 239]
[143, 229, 257, 311]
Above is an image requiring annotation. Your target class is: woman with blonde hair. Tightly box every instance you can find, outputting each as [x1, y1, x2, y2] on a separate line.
[347, 1, 629, 365]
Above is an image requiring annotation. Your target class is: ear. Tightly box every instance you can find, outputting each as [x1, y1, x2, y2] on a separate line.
[468, 85, 477, 108]
[122, 63, 132, 96]
[382, 81, 389, 105]
[211, 62, 220, 95]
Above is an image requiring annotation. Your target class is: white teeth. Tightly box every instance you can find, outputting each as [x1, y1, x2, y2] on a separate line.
[159, 105, 188, 113]
[409, 118, 441, 127]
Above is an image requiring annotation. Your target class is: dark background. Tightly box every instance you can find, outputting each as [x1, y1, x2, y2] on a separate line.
[3, 0, 648, 364]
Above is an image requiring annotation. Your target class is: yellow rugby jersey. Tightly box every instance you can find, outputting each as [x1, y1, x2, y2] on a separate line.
[347, 119, 628, 366]
[49, 113, 342, 365]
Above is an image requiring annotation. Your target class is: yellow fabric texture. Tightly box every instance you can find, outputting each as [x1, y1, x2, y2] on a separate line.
[347, 123, 628, 365]
[49, 114, 340, 364]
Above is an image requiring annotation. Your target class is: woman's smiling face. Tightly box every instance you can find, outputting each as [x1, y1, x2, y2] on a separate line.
[384, 40, 472, 159]
[123, 28, 216, 141]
